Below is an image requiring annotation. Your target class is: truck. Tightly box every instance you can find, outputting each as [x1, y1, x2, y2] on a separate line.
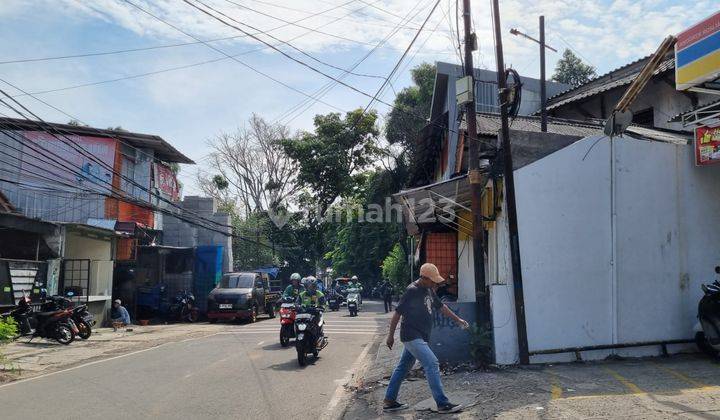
[206, 272, 280, 323]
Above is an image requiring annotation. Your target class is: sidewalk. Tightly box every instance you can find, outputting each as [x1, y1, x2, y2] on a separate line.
[0, 323, 226, 383]
[343, 331, 720, 419]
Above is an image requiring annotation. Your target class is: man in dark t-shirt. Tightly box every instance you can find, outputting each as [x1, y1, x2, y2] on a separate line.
[383, 263, 469, 413]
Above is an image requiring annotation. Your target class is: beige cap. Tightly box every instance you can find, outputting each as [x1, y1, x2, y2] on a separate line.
[419, 263, 445, 284]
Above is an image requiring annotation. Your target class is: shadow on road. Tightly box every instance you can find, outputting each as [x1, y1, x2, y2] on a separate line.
[261, 342, 293, 351]
[266, 357, 317, 371]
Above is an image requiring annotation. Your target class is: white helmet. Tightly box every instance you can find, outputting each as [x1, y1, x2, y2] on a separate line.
[305, 276, 317, 288]
[351, 275, 358, 281]
[290, 273, 301, 282]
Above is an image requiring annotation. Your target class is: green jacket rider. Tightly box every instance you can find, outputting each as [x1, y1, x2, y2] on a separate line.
[299, 277, 326, 308]
[283, 273, 304, 298]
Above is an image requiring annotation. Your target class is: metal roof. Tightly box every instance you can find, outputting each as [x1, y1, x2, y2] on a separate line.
[0, 117, 194, 164]
[545, 55, 675, 111]
[464, 113, 690, 144]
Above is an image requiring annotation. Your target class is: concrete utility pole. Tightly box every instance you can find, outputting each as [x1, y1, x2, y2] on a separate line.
[461, 0, 488, 328]
[539, 15, 547, 132]
[510, 17, 557, 132]
[492, 0, 530, 364]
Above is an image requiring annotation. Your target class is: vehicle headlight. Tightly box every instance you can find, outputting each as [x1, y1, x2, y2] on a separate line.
[281, 314, 290, 318]
[297, 324, 307, 331]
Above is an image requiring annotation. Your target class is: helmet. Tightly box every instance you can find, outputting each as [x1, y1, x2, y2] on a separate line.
[305, 276, 317, 288]
[351, 275, 358, 281]
[290, 273, 301, 282]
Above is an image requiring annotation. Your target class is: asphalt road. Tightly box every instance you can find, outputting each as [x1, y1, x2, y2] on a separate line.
[0, 300, 389, 420]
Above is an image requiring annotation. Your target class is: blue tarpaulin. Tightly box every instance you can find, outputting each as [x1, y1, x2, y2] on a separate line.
[254, 266, 279, 278]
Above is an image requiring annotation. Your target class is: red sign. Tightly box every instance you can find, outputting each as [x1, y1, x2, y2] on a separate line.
[153, 163, 180, 201]
[695, 126, 720, 166]
[677, 11, 720, 50]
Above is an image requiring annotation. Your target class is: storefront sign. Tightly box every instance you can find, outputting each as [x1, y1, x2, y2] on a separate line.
[153, 163, 180, 201]
[676, 11, 720, 90]
[695, 126, 720, 166]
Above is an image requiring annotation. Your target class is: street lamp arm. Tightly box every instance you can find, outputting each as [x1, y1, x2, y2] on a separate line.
[509, 28, 558, 52]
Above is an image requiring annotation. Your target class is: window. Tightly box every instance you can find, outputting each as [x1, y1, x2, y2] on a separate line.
[219, 274, 254, 289]
[632, 108, 654, 127]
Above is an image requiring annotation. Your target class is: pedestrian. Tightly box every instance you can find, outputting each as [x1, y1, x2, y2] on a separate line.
[382, 281, 394, 313]
[111, 299, 131, 330]
[383, 263, 469, 413]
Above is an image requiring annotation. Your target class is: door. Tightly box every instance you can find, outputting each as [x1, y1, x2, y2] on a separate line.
[254, 275, 265, 312]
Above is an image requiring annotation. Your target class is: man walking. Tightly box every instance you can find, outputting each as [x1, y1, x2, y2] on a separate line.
[383, 263, 469, 413]
[381, 281, 394, 313]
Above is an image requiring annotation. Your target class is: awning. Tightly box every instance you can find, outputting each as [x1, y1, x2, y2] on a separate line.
[393, 175, 476, 235]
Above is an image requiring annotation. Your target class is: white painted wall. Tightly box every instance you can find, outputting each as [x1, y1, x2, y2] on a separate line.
[457, 238, 475, 303]
[491, 134, 720, 364]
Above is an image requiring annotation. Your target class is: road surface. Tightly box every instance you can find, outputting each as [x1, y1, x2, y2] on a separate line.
[0, 300, 389, 419]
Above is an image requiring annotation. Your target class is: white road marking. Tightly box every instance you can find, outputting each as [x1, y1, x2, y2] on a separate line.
[217, 330, 378, 335]
[257, 341, 265, 346]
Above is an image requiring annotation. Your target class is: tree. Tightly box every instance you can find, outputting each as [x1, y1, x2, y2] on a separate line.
[381, 243, 410, 292]
[552, 49, 597, 88]
[281, 109, 381, 219]
[385, 63, 436, 157]
[198, 114, 298, 215]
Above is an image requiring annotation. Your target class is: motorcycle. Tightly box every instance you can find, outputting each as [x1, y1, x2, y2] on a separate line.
[295, 306, 328, 366]
[2, 294, 78, 345]
[328, 293, 340, 311]
[694, 270, 720, 356]
[279, 297, 297, 347]
[346, 287, 360, 317]
[168, 290, 199, 323]
[40, 292, 95, 340]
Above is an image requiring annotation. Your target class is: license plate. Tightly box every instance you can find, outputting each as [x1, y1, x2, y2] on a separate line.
[219, 304, 233, 309]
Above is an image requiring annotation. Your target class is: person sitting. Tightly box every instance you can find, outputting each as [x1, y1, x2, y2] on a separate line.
[111, 299, 131, 330]
[298, 277, 326, 335]
[283, 273, 304, 299]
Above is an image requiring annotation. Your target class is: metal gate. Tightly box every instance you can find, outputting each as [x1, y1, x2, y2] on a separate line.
[61, 259, 90, 303]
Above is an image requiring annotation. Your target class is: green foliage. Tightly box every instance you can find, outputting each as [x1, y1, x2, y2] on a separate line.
[0, 317, 17, 344]
[381, 243, 410, 292]
[232, 212, 276, 271]
[552, 49, 597, 88]
[212, 175, 229, 191]
[385, 63, 435, 152]
[281, 109, 382, 218]
[468, 324, 493, 364]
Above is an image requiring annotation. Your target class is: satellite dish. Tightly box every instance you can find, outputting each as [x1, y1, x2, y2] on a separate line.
[604, 110, 633, 137]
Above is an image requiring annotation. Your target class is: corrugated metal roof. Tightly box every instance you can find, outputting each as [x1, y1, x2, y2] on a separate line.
[545, 55, 675, 111]
[463, 113, 691, 144]
[0, 117, 194, 164]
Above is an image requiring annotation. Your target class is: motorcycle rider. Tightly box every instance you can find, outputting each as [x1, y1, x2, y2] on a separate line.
[349, 275, 363, 305]
[298, 277, 326, 337]
[283, 273, 305, 299]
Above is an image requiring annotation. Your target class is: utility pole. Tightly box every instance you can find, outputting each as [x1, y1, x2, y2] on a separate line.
[492, 0, 530, 364]
[510, 18, 557, 132]
[539, 15, 547, 132]
[461, 0, 488, 328]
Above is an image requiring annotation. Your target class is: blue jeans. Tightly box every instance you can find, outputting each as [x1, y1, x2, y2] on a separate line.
[384, 338, 449, 406]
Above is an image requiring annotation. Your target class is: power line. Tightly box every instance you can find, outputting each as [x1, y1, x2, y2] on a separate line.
[121, 0, 348, 115]
[363, 0, 441, 113]
[196, 0, 386, 80]
[278, 0, 433, 125]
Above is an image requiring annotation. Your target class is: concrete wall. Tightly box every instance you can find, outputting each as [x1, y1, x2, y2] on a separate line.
[490, 134, 720, 364]
[63, 230, 112, 260]
[163, 196, 233, 272]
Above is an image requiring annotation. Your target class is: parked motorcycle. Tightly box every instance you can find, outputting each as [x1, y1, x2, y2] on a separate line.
[40, 292, 95, 340]
[2, 294, 78, 345]
[279, 297, 297, 347]
[694, 269, 720, 356]
[295, 306, 328, 366]
[168, 290, 199, 323]
[346, 287, 360, 317]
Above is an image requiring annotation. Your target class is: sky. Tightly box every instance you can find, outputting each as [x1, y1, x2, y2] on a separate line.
[0, 0, 713, 194]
